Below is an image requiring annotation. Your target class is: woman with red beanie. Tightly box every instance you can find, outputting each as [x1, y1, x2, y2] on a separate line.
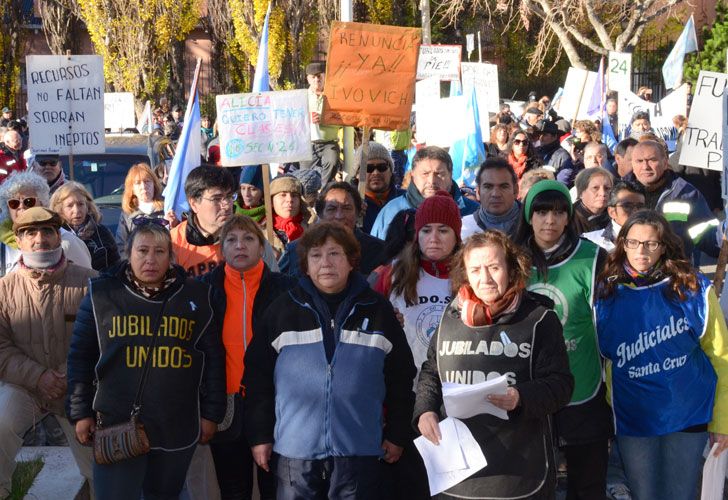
[373, 190, 461, 500]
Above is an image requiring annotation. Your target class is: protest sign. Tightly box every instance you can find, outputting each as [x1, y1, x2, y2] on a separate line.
[216, 89, 312, 166]
[680, 71, 727, 171]
[26, 55, 105, 154]
[460, 62, 499, 115]
[722, 89, 728, 200]
[555, 67, 597, 121]
[415, 77, 441, 106]
[322, 21, 421, 130]
[607, 52, 632, 92]
[416, 95, 465, 147]
[104, 92, 136, 132]
[617, 84, 687, 146]
[416, 45, 461, 81]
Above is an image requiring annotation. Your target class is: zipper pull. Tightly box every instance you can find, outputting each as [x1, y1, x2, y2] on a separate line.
[331, 319, 335, 330]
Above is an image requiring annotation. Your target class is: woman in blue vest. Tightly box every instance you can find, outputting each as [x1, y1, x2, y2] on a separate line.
[514, 180, 613, 500]
[595, 210, 728, 500]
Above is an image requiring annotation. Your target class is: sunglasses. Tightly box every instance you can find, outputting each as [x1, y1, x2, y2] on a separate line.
[513, 139, 529, 146]
[38, 160, 58, 167]
[367, 162, 389, 173]
[132, 216, 169, 227]
[7, 197, 37, 210]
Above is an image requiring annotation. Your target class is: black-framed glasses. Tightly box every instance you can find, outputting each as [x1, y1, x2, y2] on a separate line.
[613, 202, 645, 213]
[513, 139, 529, 146]
[7, 197, 37, 210]
[624, 239, 662, 252]
[132, 216, 169, 227]
[367, 162, 389, 173]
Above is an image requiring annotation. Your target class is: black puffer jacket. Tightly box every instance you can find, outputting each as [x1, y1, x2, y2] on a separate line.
[66, 262, 226, 450]
[64, 219, 120, 271]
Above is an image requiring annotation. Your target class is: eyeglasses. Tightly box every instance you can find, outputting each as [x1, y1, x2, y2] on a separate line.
[624, 239, 662, 252]
[132, 216, 169, 227]
[613, 202, 645, 213]
[38, 160, 58, 167]
[513, 139, 529, 146]
[201, 193, 238, 205]
[7, 197, 37, 210]
[367, 162, 389, 173]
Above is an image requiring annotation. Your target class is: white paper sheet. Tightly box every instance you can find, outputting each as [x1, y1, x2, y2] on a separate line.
[442, 374, 510, 420]
[414, 417, 488, 496]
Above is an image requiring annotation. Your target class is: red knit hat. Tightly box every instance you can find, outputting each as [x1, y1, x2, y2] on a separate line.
[415, 190, 462, 239]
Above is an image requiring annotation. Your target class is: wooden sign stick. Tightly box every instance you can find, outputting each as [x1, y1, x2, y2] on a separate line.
[261, 164, 275, 244]
[358, 126, 370, 199]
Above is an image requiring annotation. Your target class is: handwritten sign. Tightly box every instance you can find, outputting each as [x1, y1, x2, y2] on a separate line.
[416, 45, 461, 81]
[617, 84, 687, 146]
[460, 63, 498, 140]
[607, 52, 632, 92]
[322, 21, 421, 130]
[104, 92, 136, 131]
[415, 77, 440, 106]
[216, 89, 312, 166]
[26, 55, 105, 154]
[722, 89, 728, 200]
[679, 71, 727, 171]
[416, 95, 465, 147]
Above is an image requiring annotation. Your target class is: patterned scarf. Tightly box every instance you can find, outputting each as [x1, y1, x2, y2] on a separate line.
[125, 263, 177, 298]
[622, 260, 665, 288]
[457, 285, 522, 327]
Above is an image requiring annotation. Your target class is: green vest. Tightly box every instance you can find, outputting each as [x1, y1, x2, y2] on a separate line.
[527, 239, 601, 404]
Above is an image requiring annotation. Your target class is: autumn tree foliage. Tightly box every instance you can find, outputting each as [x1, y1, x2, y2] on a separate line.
[0, 0, 28, 110]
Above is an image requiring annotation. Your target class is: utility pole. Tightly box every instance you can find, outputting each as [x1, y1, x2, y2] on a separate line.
[420, 0, 431, 44]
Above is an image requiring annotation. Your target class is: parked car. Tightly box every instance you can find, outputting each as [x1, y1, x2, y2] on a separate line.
[59, 133, 158, 234]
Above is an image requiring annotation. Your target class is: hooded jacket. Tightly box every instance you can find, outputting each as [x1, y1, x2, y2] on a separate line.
[66, 262, 226, 450]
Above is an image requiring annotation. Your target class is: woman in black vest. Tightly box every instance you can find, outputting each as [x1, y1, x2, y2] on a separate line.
[415, 230, 574, 499]
[199, 214, 295, 500]
[66, 223, 226, 500]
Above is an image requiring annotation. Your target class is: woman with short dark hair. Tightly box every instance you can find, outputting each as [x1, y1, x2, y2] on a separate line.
[66, 223, 226, 499]
[416, 230, 574, 498]
[595, 210, 728, 500]
[243, 221, 416, 499]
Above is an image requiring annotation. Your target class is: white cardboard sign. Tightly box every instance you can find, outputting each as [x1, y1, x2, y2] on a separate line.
[104, 92, 136, 132]
[555, 67, 597, 121]
[216, 89, 312, 166]
[607, 52, 632, 92]
[460, 62, 500, 115]
[26, 55, 105, 154]
[617, 84, 687, 144]
[416, 95, 465, 147]
[416, 45, 462, 81]
[679, 71, 727, 171]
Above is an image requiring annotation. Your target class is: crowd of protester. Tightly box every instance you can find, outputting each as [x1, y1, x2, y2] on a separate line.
[0, 73, 726, 500]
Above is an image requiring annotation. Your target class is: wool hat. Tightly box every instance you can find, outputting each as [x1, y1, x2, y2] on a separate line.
[290, 169, 322, 198]
[239, 166, 263, 190]
[355, 142, 394, 172]
[415, 190, 462, 239]
[523, 180, 572, 224]
[13, 207, 62, 233]
[270, 175, 302, 197]
[306, 61, 326, 76]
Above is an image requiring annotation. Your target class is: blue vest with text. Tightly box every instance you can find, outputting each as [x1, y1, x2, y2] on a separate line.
[595, 275, 716, 437]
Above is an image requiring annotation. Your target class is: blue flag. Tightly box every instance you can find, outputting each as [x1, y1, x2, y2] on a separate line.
[662, 15, 698, 90]
[163, 62, 202, 216]
[252, 2, 272, 92]
[449, 86, 485, 187]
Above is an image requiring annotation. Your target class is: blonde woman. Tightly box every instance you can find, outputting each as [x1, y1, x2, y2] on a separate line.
[50, 182, 120, 271]
[116, 162, 177, 257]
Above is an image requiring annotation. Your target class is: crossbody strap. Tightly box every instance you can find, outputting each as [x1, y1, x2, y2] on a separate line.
[131, 298, 169, 416]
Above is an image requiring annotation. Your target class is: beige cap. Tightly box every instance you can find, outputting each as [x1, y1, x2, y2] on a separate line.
[13, 207, 63, 233]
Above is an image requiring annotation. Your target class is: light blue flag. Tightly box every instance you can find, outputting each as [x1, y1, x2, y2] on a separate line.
[662, 15, 698, 90]
[449, 78, 462, 97]
[163, 67, 202, 216]
[449, 86, 485, 187]
[252, 2, 272, 92]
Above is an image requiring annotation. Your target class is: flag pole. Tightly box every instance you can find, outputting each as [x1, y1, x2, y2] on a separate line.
[261, 164, 275, 244]
[358, 127, 370, 199]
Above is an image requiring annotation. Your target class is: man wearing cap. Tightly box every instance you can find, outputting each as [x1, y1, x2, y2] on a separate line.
[370, 146, 479, 239]
[31, 154, 65, 195]
[0, 107, 12, 128]
[299, 61, 342, 185]
[520, 107, 543, 131]
[536, 120, 572, 175]
[172, 104, 184, 128]
[358, 142, 404, 234]
[0, 207, 96, 498]
[0, 130, 26, 184]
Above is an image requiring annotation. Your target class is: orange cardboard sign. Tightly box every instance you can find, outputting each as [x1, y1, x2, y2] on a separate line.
[322, 21, 421, 130]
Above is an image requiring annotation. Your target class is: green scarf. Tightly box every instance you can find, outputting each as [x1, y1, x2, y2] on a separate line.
[235, 203, 266, 223]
